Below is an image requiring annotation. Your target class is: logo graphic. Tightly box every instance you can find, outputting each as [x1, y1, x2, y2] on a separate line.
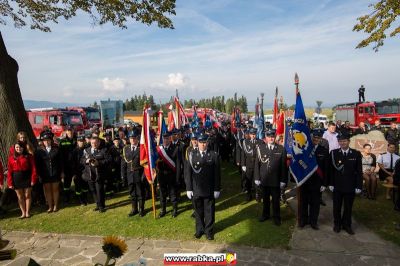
[292, 130, 309, 155]
[226, 253, 236, 264]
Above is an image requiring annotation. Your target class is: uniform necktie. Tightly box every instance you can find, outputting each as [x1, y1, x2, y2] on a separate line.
[390, 153, 393, 170]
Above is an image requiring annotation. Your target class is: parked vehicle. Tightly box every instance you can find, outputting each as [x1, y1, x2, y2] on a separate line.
[334, 100, 400, 128]
[27, 108, 84, 137]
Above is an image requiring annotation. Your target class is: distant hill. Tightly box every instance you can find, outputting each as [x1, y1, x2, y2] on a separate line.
[23, 100, 89, 109]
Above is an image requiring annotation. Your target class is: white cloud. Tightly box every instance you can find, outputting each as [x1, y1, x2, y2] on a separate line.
[100, 77, 127, 92]
[166, 73, 189, 88]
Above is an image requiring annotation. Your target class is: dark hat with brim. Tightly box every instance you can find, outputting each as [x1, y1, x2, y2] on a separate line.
[41, 133, 53, 140]
[337, 133, 350, 140]
[198, 133, 208, 142]
[312, 129, 324, 137]
[249, 128, 257, 135]
[265, 129, 276, 137]
[77, 135, 85, 141]
[163, 132, 172, 138]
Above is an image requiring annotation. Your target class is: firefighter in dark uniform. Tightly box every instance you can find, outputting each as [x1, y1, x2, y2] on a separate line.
[299, 129, 329, 230]
[328, 133, 363, 235]
[109, 136, 123, 192]
[219, 123, 231, 162]
[58, 127, 76, 203]
[185, 133, 221, 240]
[81, 136, 112, 213]
[84, 133, 92, 148]
[185, 132, 199, 218]
[172, 128, 185, 190]
[157, 132, 179, 218]
[72, 135, 89, 205]
[254, 129, 288, 226]
[241, 127, 258, 201]
[121, 132, 145, 217]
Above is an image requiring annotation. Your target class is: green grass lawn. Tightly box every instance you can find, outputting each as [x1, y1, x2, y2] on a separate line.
[1, 162, 295, 249]
[353, 184, 400, 246]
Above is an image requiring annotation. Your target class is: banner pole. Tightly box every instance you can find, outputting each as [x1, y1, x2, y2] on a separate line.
[297, 185, 301, 226]
[150, 181, 156, 219]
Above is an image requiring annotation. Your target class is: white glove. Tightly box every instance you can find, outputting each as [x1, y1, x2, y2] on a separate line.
[355, 189, 362, 194]
[214, 191, 220, 199]
[255, 180, 261, 186]
[242, 166, 246, 172]
[280, 182, 286, 189]
[320, 186, 326, 192]
[329, 186, 334, 192]
[186, 191, 193, 199]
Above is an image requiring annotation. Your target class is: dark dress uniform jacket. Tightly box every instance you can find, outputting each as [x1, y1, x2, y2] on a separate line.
[241, 139, 257, 170]
[185, 149, 221, 198]
[157, 144, 179, 183]
[328, 148, 363, 193]
[304, 145, 329, 191]
[121, 145, 143, 184]
[254, 144, 288, 187]
[35, 146, 63, 183]
[81, 147, 112, 182]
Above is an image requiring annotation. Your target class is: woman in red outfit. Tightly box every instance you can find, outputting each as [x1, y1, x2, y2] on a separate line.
[7, 142, 37, 218]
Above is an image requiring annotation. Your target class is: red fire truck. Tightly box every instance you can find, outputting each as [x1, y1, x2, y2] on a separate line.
[27, 108, 85, 138]
[334, 100, 400, 128]
[67, 107, 101, 129]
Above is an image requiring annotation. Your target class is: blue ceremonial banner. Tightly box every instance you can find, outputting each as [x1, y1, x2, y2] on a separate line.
[287, 91, 317, 186]
[257, 105, 265, 140]
[284, 119, 293, 155]
[191, 106, 199, 128]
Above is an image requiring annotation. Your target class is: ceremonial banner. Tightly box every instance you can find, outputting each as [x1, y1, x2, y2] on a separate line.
[175, 96, 188, 129]
[140, 106, 158, 183]
[157, 109, 168, 146]
[287, 81, 317, 186]
[257, 103, 265, 140]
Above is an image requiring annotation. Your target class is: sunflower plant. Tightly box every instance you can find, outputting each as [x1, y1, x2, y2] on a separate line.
[95, 236, 128, 266]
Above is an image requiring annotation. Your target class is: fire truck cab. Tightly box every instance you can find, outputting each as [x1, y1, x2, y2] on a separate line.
[27, 108, 84, 138]
[67, 107, 101, 129]
[335, 100, 400, 128]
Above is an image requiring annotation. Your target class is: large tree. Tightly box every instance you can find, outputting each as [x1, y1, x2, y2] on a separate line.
[0, 0, 175, 166]
[353, 0, 400, 51]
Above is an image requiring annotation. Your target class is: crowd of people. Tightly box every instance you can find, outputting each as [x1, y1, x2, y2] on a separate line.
[0, 118, 400, 238]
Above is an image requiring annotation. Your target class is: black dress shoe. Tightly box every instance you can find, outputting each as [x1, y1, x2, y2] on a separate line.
[311, 224, 319, 230]
[274, 219, 282, 226]
[99, 208, 106, 213]
[172, 210, 178, 218]
[333, 225, 341, 233]
[139, 210, 145, 217]
[344, 227, 355, 235]
[259, 216, 270, 222]
[128, 210, 138, 217]
[158, 211, 166, 218]
[206, 235, 214, 241]
[194, 232, 203, 239]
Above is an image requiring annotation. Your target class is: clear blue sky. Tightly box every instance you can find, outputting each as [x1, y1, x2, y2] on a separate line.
[1, 0, 399, 107]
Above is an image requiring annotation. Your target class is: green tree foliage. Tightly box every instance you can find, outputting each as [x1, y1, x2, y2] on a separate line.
[353, 0, 400, 51]
[123, 93, 157, 111]
[0, 0, 176, 32]
[179, 95, 247, 114]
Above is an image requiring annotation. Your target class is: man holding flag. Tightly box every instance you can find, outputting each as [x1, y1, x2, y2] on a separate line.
[298, 128, 329, 230]
[284, 73, 319, 227]
[157, 132, 180, 218]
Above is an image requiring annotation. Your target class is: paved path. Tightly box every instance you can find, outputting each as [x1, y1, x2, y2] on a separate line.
[1, 193, 400, 265]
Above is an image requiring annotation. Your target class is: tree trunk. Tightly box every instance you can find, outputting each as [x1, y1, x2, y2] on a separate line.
[0, 31, 36, 168]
